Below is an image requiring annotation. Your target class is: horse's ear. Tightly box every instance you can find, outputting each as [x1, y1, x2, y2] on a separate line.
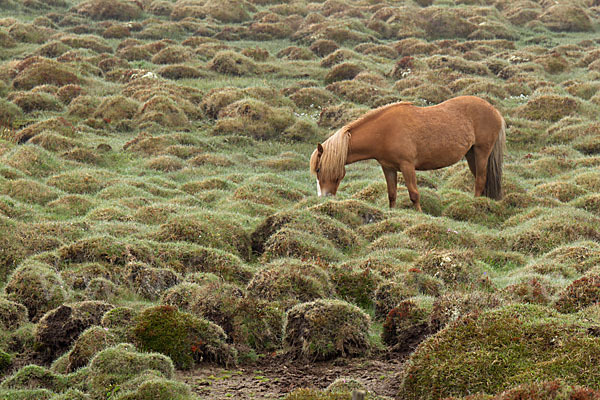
[317, 143, 323, 155]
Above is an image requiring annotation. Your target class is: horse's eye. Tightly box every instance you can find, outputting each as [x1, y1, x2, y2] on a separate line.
[316, 167, 320, 173]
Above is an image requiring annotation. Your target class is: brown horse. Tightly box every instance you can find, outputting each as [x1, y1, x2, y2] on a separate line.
[310, 96, 506, 211]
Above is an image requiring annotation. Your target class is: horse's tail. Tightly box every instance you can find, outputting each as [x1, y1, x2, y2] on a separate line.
[483, 116, 505, 200]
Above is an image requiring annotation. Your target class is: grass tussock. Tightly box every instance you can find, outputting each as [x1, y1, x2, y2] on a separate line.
[2, 0, 600, 395]
[284, 299, 371, 361]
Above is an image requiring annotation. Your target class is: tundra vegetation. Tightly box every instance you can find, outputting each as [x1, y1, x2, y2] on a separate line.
[0, 0, 600, 399]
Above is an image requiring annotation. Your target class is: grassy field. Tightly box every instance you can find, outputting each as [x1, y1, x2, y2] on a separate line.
[1, 0, 600, 399]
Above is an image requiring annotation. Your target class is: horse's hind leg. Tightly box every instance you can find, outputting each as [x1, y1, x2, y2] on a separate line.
[400, 162, 421, 212]
[465, 147, 476, 177]
[473, 146, 492, 197]
[382, 166, 398, 208]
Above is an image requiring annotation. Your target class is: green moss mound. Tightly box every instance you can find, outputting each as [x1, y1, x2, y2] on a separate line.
[0, 365, 65, 394]
[86, 343, 173, 396]
[112, 377, 196, 400]
[284, 299, 371, 361]
[398, 304, 600, 400]
[132, 305, 236, 369]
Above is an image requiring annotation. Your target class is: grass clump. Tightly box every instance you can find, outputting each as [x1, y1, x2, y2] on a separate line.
[208, 51, 257, 76]
[382, 299, 431, 353]
[110, 377, 197, 400]
[2, 179, 59, 205]
[47, 170, 109, 195]
[136, 95, 189, 129]
[151, 46, 191, 65]
[100, 306, 137, 343]
[414, 250, 485, 289]
[503, 208, 600, 254]
[157, 64, 202, 80]
[0, 99, 23, 129]
[157, 242, 253, 283]
[4, 261, 67, 322]
[132, 305, 236, 369]
[262, 227, 342, 262]
[92, 95, 138, 122]
[66, 326, 116, 373]
[12, 58, 79, 90]
[213, 99, 295, 141]
[328, 265, 383, 309]
[0, 298, 28, 330]
[429, 291, 503, 332]
[152, 211, 251, 260]
[75, 0, 142, 21]
[3, 145, 62, 177]
[539, 5, 592, 32]
[0, 364, 66, 392]
[374, 281, 418, 321]
[9, 92, 63, 113]
[86, 343, 173, 396]
[324, 63, 363, 84]
[515, 95, 578, 122]
[502, 276, 555, 306]
[34, 301, 114, 362]
[284, 299, 371, 361]
[397, 304, 600, 400]
[554, 274, 600, 314]
[246, 258, 334, 307]
[124, 262, 180, 301]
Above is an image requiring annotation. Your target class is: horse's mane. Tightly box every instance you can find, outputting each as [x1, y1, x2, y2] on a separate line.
[310, 127, 350, 181]
[345, 101, 413, 131]
[311, 102, 413, 181]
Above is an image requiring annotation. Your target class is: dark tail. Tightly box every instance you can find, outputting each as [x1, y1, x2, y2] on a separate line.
[483, 117, 505, 200]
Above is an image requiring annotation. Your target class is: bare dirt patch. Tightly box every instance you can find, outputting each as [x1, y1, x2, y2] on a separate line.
[178, 354, 404, 399]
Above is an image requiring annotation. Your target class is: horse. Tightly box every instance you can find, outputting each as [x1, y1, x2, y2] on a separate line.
[310, 95, 506, 211]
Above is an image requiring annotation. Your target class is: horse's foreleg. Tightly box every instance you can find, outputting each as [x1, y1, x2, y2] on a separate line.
[400, 163, 421, 212]
[382, 166, 397, 208]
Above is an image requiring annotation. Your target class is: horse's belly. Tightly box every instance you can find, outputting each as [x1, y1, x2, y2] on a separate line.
[415, 145, 470, 170]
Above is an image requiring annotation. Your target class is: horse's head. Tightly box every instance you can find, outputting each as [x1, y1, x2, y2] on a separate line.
[310, 142, 346, 197]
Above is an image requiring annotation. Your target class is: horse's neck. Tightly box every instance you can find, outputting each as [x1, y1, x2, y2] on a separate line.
[346, 126, 375, 164]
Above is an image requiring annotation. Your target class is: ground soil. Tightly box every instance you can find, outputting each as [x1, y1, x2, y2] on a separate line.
[178, 352, 406, 399]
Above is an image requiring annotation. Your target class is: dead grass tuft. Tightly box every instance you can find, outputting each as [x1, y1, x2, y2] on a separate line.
[208, 51, 257, 76]
[12, 58, 79, 90]
[75, 0, 143, 21]
[515, 94, 578, 122]
[539, 4, 592, 32]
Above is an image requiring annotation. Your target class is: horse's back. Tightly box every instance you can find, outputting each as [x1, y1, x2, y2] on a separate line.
[381, 96, 502, 170]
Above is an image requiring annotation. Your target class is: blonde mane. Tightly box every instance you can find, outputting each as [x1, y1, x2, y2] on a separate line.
[310, 127, 351, 182]
[310, 102, 413, 181]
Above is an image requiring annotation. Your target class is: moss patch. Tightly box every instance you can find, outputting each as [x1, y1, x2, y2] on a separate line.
[398, 304, 600, 400]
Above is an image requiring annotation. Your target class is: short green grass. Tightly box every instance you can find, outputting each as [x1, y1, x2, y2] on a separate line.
[0, 0, 600, 398]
